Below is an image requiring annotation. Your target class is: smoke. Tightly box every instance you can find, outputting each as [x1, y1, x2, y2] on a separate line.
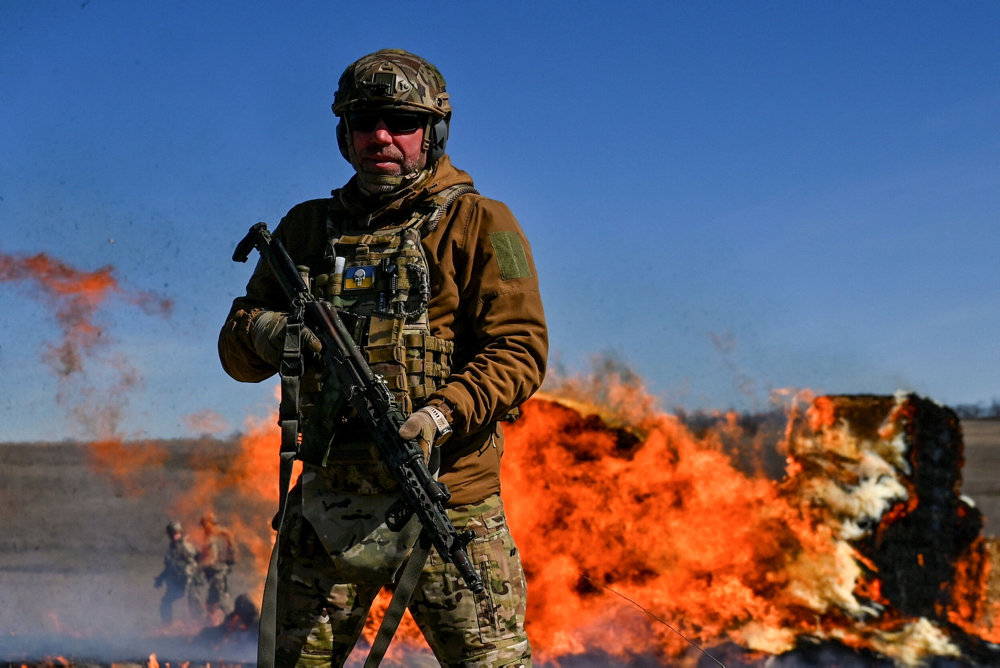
[0, 249, 172, 440]
[183, 409, 231, 435]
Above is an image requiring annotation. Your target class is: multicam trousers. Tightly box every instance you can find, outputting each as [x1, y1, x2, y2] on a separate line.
[203, 564, 233, 618]
[273, 491, 531, 667]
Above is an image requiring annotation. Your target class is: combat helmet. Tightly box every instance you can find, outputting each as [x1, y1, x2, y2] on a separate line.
[166, 521, 182, 536]
[332, 49, 451, 165]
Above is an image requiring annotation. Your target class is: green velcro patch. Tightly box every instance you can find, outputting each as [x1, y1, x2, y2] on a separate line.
[489, 231, 532, 280]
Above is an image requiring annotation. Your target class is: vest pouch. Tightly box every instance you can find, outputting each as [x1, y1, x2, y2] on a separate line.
[403, 330, 454, 401]
[301, 465, 420, 584]
[365, 314, 413, 416]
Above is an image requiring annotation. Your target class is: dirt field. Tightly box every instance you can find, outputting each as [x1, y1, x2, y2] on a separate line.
[0, 419, 998, 664]
[0, 437, 270, 664]
[957, 420, 1000, 537]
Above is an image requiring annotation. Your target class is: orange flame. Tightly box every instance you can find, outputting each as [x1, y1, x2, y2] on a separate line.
[7, 249, 997, 664]
[125, 375, 996, 665]
[503, 393, 820, 662]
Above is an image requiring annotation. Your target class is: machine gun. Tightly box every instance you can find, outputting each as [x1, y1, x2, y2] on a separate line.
[233, 222, 484, 597]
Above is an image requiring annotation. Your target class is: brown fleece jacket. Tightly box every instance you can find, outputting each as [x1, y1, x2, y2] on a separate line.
[218, 155, 548, 505]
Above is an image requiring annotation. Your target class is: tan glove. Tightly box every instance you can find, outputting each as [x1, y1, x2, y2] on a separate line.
[250, 310, 321, 369]
[398, 406, 451, 463]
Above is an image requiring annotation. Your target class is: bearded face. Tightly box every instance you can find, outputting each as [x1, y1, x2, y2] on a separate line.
[348, 111, 429, 195]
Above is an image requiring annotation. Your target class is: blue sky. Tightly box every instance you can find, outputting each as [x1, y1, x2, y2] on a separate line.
[2, 1, 998, 441]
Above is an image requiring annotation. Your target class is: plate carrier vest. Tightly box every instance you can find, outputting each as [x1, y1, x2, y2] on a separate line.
[280, 184, 477, 473]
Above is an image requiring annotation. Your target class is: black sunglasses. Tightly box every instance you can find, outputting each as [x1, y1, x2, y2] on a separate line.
[348, 111, 426, 134]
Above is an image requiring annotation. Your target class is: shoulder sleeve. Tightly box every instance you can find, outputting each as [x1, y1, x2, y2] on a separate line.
[425, 195, 548, 437]
[218, 200, 330, 382]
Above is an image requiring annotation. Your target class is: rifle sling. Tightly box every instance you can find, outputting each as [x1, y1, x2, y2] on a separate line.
[258, 318, 304, 667]
[364, 535, 432, 667]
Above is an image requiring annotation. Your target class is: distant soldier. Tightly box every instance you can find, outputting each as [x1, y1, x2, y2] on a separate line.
[193, 593, 260, 650]
[154, 520, 201, 624]
[197, 511, 236, 619]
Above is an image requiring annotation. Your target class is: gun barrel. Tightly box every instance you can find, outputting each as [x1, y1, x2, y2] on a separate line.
[451, 546, 484, 596]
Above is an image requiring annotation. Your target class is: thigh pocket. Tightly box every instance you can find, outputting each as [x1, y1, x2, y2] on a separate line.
[471, 526, 528, 644]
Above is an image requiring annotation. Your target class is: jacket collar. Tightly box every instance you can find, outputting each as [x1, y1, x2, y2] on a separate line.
[334, 155, 474, 223]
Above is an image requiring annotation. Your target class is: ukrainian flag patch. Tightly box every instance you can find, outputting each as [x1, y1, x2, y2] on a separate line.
[343, 265, 376, 291]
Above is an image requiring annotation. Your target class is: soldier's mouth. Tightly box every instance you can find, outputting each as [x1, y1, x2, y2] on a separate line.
[360, 159, 403, 175]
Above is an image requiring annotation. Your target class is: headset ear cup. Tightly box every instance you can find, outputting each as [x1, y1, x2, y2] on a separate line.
[427, 117, 449, 163]
[336, 118, 350, 162]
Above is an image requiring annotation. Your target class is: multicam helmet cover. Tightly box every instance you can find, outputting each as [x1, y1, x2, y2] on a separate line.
[333, 49, 450, 119]
[333, 49, 452, 181]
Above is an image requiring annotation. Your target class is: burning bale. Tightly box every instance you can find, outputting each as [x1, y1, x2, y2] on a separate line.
[785, 393, 982, 619]
[498, 390, 1000, 666]
[779, 392, 1000, 664]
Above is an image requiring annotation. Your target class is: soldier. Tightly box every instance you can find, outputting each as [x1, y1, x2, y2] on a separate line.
[197, 511, 236, 620]
[219, 49, 547, 666]
[154, 520, 201, 624]
[193, 593, 260, 650]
